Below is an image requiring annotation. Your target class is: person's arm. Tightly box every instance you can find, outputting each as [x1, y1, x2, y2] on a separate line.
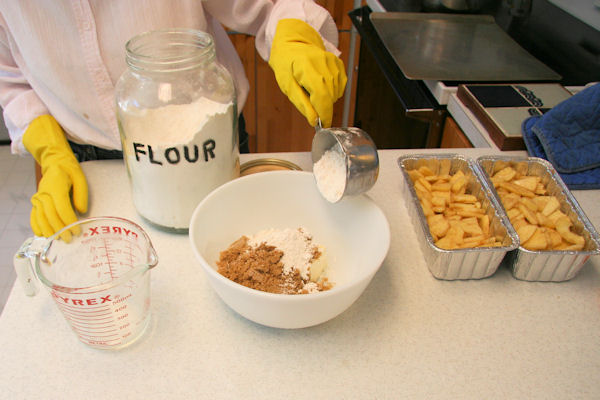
[0, 18, 87, 241]
[204, 0, 347, 128]
[23, 115, 87, 242]
[0, 15, 48, 154]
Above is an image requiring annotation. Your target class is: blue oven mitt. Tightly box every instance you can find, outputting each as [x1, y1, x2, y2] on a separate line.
[521, 83, 600, 190]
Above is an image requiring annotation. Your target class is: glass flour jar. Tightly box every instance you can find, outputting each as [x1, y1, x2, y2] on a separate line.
[115, 29, 239, 231]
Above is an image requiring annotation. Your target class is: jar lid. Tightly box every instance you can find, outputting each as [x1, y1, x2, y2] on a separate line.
[240, 158, 302, 176]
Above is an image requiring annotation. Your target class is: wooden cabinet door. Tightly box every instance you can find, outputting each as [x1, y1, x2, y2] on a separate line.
[440, 117, 474, 148]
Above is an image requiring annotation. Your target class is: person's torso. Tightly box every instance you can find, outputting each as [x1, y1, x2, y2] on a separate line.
[1, 0, 248, 149]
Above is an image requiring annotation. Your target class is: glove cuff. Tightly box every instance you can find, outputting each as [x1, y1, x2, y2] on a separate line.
[272, 19, 326, 52]
[23, 115, 78, 171]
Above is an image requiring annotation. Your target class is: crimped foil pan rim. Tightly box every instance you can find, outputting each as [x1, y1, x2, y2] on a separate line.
[476, 155, 600, 257]
[397, 153, 519, 254]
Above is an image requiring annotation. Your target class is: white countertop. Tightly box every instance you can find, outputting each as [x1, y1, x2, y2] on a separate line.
[1, 149, 599, 400]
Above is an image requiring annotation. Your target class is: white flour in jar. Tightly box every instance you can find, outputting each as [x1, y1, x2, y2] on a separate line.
[119, 97, 238, 229]
[313, 143, 346, 202]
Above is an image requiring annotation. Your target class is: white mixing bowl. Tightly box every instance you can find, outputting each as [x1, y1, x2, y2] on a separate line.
[189, 170, 390, 329]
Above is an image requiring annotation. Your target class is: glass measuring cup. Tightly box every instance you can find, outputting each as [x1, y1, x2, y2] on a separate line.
[311, 122, 379, 203]
[13, 217, 158, 350]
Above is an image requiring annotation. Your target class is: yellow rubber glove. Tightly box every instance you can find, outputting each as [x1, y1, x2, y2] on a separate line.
[22, 115, 88, 242]
[268, 19, 347, 128]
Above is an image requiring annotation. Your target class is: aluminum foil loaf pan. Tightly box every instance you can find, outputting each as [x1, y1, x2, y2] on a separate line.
[477, 156, 600, 282]
[398, 154, 518, 280]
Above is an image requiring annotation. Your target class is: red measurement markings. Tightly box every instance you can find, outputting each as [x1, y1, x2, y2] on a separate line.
[114, 304, 127, 312]
[58, 307, 112, 316]
[73, 326, 118, 334]
[71, 325, 118, 336]
[62, 314, 113, 324]
[56, 301, 110, 314]
[56, 303, 112, 318]
[58, 308, 111, 317]
[55, 303, 115, 333]
[57, 303, 109, 311]
[59, 309, 112, 318]
[78, 334, 120, 342]
[124, 241, 135, 272]
[103, 238, 118, 280]
[113, 294, 132, 304]
[54, 299, 134, 339]
[116, 313, 129, 321]
[59, 308, 121, 341]
[71, 323, 120, 339]
[63, 318, 113, 327]
[60, 314, 114, 326]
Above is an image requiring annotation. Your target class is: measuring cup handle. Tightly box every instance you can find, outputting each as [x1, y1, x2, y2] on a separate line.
[315, 118, 323, 133]
[13, 238, 40, 297]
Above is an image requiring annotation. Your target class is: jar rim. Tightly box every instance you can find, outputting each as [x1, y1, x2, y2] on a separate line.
[125, 28, 215, 72]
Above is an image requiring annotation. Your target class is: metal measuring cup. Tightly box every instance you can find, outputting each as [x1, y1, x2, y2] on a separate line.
[311, 120, 379, 203]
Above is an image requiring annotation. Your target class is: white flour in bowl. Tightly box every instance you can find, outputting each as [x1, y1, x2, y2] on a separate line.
[119, 97, 238, 229]
[248, 227, 317, 281]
